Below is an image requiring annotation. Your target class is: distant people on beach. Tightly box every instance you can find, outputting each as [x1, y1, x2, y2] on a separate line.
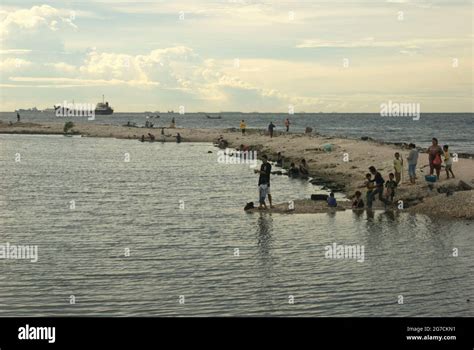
[299, 159, 309, 176]
[284, 118, 290, 132]
[268, 122, 275, 138]
[140, 135, 145, 142]
[352, 191, 364, 209]
[176, 133, 181, 143]
[148, 133, 155, 141]
[367, 166, 387, 209]
[240, 120, 246, 135]
[276, 152, 283, 167]
[406, 143, 418, 184]
[393, 152, 403, 185]
[17, 113, 20, 122]
[170, 117, 176, 128]
[385, 173, 397, 203]
[443, 145, 455, 179]
[254, 155, 272, 209]
[288, 162, 300, 178]
[428, 137, 443, 179]
[327, 192, 337, 207]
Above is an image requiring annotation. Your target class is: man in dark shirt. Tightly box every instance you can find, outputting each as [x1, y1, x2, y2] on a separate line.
[268, 122, 275, 138]
[368, 166, 387, 208]
[255, 155, 273, 208]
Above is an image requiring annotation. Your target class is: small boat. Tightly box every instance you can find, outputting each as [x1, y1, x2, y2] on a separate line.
[206, 115, 222, 119]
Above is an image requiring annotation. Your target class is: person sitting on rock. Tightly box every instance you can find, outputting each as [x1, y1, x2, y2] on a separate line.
[352, 191, 364, 209]
[327, 192, 337, 207]
[288, 162, 300, 178]
[299, 159, 309, 176]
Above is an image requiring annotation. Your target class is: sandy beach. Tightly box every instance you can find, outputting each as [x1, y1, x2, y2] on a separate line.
[1, 120, 473, 219]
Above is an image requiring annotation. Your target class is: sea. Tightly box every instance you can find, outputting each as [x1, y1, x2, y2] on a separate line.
[0, 134, 472, 316]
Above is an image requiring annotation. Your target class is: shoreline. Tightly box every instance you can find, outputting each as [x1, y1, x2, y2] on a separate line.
[1, 120, 473, 219]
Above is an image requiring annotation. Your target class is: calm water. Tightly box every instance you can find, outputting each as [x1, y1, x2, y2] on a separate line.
[0, 135, 473, 316]
[1, 112, 473, 153]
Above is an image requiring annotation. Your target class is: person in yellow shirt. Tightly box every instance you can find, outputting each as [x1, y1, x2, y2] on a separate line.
[393, 152, 403, 185]
[240, 120, 246, 135]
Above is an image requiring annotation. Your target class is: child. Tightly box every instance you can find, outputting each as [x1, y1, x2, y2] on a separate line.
[393, 152, 403, 185]
[365, 173, 375, 207]
[443, 145, 455, 179]
[406, 143, 418, 184]
[352, 191, 364, 209]
[385, 173, 397, 203]
[327, 192, 337, 207]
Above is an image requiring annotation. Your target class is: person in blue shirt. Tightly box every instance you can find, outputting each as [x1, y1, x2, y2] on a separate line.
[327, 192, 337, 207]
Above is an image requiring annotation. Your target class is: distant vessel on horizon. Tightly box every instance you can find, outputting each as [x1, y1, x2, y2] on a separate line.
[94, 95, 114, 115]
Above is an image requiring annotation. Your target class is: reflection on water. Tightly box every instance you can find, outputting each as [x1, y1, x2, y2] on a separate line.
[0, 135, 473, 317]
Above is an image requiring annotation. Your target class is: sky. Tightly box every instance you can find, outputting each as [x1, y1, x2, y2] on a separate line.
[0, 0, 472, 112]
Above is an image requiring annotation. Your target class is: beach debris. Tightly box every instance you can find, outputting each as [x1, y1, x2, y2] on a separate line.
[311, 194, 328, 201]
[244, 202, 255, 211]
[322, 143, 333, 152]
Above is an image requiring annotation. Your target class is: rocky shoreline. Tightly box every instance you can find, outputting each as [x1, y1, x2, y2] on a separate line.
[1, 121, 473, 219]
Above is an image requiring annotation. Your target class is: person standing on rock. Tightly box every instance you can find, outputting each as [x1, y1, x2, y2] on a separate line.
[428, 137, 443, 179]
[368, 166, 387, 208]
[406, 143, 418, 184]
[254, 155, 273, 209]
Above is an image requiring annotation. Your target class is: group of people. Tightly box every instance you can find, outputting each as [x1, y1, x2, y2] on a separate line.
[139, 128, 181, 143]
[239, 118, 292, 137]
[288, 159, 309, 178]
[353, 137, 456, 209]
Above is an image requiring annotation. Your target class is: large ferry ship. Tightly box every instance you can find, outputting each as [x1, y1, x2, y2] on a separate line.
[95, 95, 114, 115]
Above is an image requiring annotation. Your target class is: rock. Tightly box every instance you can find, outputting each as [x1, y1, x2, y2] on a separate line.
[458, 180, 473, 191]
[305, 127, 313, 134]
[208, 151, 213, 153]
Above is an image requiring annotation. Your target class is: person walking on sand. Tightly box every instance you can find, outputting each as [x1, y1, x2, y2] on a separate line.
[175, 133, 181, 143]
[428, 137, 443, 179]
[254, 155, 273, 209]
[393, 152, 403, 185]
[406, 143, 418, 184]
[240, 120, 246, 135]
[443, 144, 455, 179]
[170, 117, 176, 128]
[268, 122, 275, 138]
[16, 113, 20, 123]
[284, 118, 290, 132]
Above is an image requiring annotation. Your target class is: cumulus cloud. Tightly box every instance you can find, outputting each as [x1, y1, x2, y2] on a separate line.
[0, 5, 77, 39]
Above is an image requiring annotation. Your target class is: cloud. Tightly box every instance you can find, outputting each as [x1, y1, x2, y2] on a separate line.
[296, 37, 470, 49]
[0, 57, 32, 71]
[0, 5, 77, 39]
